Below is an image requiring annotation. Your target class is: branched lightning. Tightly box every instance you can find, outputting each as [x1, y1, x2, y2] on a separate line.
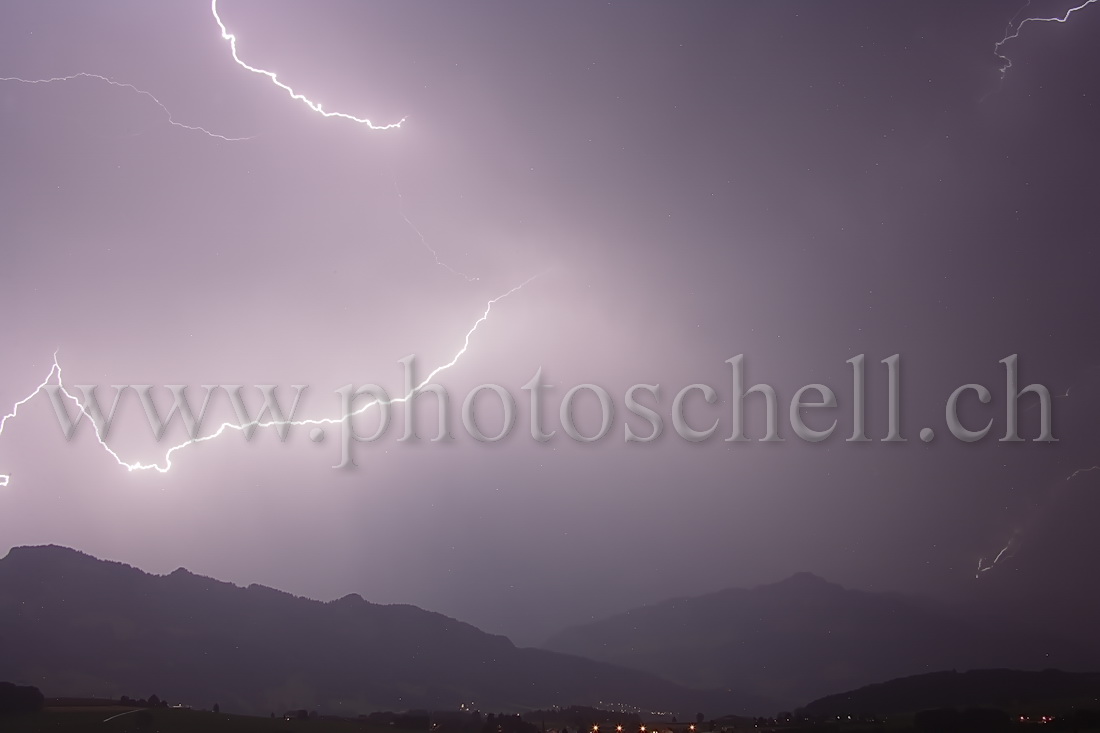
[976, 424, 1098, 578]
[0, 276, 542, 483]
[0, 351, 149, 487]
[0, 3, 538, 486]
[0, 73, 251, 141]
[993, 0, 1100, 80]
[972, 381, 1087, 578]
[975, 536, 1016, 578]
[211, 0, 404, 130]
[128, 274, 541, 474]
[393, 177, 480, 282]
[0, 356, 66, 488]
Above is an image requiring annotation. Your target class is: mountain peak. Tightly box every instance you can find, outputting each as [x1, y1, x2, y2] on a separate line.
[334, 592, 365, 604]
[2, 544, 124, 572]
[4, 544, 93, 562]
[546, 569, 1095, 707]
[768, 571, 838, 590]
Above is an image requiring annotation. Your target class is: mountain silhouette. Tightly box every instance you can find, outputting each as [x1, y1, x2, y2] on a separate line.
[802, 669, 1100, 717]
[543, 574, 1096, 707]
[0, 545, 769, 716]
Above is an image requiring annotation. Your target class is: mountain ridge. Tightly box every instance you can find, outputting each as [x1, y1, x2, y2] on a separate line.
[0, 544, 770, 716]
[543, 573, 1097, 707]
[802, 669, 1100, 717]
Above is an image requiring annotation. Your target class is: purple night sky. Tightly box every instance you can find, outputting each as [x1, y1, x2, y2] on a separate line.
[2, 0, 1099, 646]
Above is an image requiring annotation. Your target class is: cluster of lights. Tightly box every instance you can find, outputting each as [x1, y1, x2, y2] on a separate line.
[588, 725, 695, 732]
[1019, 715, 1055, 724]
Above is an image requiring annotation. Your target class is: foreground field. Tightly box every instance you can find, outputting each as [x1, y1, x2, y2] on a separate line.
[3, 706, 389, 733]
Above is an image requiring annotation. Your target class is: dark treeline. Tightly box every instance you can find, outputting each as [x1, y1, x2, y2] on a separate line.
[364, 710, 539, 733]
[0, 682, 44, 716]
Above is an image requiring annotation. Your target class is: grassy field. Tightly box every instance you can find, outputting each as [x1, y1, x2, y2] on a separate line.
[3, 706, 391, 732]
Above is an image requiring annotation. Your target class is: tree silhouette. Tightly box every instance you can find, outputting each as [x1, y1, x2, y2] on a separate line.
[0, 682, 44, 716]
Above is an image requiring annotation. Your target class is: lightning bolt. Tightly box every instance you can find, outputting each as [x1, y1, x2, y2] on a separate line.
[0, 356, 66, 488]
[993, 0, 1099, 80]
[0, 351, 146, 487]
[0, 73, 251, 142]
[1, 3, 535, 486]
[975, 537, 1016, 578]
[972, 384, 1084, 578]
[393, 176, 480, 283]
[1066, 465, 1100, 481]
[976, 456, 1098, 577]
[0, 275, 542, 484]
[211, 0, 404, 130]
